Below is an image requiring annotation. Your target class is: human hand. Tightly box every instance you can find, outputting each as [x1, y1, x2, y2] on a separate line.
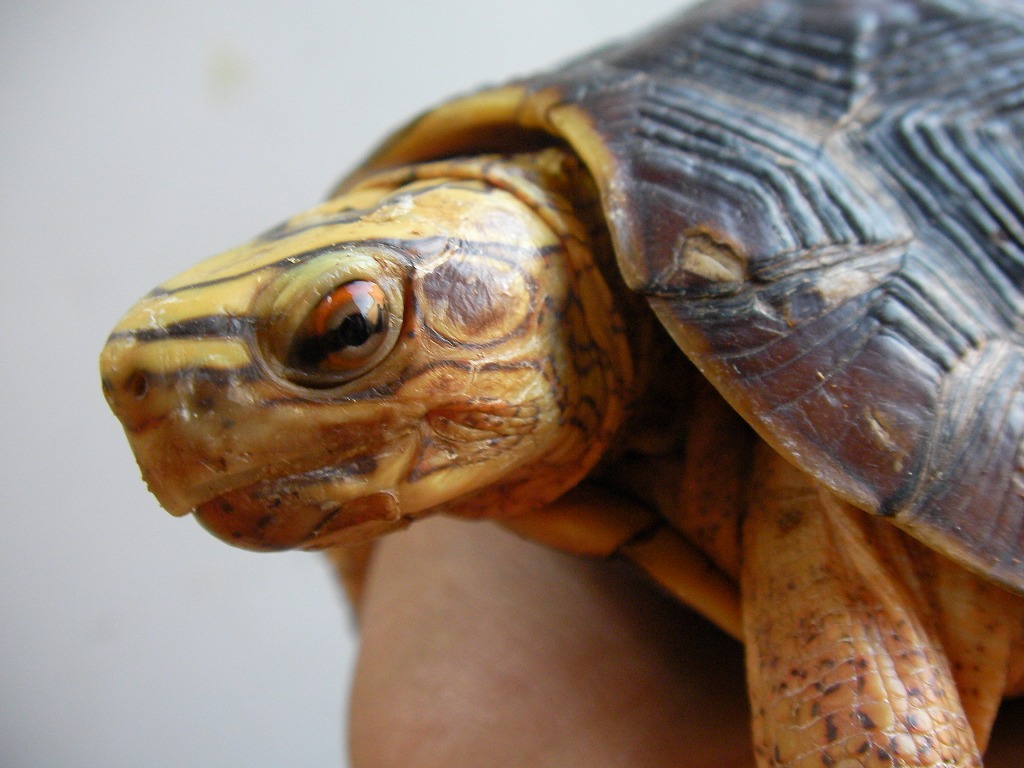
[346, 516, 1024, 767]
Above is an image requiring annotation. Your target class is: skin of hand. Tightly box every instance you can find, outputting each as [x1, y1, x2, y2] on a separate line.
[347, 516, 1024, 768]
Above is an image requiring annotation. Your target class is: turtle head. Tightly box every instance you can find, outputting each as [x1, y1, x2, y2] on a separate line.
[101, 153, 632, 550]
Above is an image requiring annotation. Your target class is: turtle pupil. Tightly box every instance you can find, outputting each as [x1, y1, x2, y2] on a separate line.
[292, 296, 387, 374]
[330, 313, 374, 349]
[292, 306, 384, 368]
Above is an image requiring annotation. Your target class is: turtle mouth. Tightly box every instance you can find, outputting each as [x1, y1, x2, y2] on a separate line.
[183, 437, 417, 551]
[193, 471, 408, 551]
[133, 417, 419, 549]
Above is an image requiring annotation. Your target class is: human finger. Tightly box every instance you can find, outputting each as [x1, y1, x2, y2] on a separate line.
[348, 515, 754, 768]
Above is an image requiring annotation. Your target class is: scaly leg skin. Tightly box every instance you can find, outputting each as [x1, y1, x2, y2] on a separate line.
[908, 542, 1024, 753]
[743, 444, 994, 767]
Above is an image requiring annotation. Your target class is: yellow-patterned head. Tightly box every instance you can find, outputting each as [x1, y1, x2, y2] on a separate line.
[101, 152, 632, 550]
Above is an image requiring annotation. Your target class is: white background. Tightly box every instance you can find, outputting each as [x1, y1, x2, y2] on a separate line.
[1, 1, 687, 766]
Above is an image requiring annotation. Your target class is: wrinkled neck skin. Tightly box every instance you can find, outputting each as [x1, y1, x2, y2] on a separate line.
[101, 147, 650, 551]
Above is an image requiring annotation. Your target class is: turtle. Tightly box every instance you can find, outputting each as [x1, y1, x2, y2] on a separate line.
[99, 0, 1024, 764]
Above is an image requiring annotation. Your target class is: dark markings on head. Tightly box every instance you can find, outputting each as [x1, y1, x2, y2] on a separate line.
[107, 315, 255, 343]
[259, 356, 548, 409]
[426, 260, 501, 328]
[145, 237, 562, 299]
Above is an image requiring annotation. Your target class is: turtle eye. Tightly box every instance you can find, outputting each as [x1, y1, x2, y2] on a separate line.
[288, 280, 390, 378]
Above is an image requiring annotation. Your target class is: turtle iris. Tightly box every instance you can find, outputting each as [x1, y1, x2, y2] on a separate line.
[289, 280, 388, 375]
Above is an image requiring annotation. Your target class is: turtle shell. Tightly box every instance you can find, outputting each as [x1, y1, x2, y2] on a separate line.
[337, 0, 1024, 593]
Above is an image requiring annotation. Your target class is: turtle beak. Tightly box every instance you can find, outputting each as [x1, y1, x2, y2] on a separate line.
[194, 483, 409, 551]
[100, 328, 261, 518]
[101, 319, 418, 550]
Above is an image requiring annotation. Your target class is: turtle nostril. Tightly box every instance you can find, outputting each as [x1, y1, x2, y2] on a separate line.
[125, 370, 150, 400]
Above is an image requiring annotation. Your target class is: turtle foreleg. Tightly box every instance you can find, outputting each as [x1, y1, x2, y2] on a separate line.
[907, 542, 1024, 754]
[503, 484, 743, 639]
[742, 445, 986, 767]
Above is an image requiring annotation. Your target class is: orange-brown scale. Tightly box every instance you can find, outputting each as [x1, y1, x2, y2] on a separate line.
[742, 444, 994, 767]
